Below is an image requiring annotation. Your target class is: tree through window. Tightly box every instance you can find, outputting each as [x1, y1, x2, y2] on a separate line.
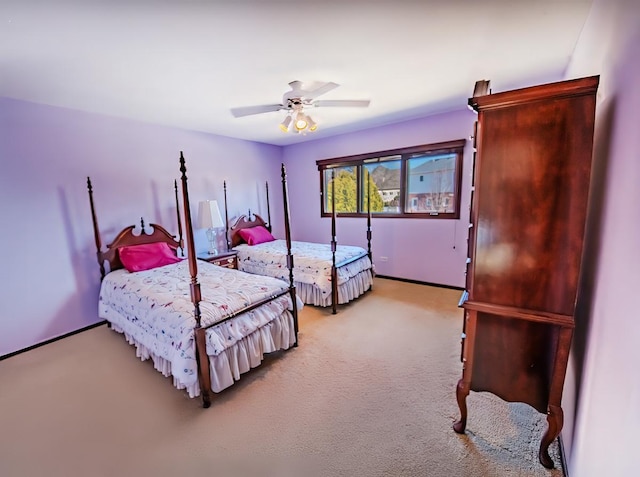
[317, 139, 465, 219]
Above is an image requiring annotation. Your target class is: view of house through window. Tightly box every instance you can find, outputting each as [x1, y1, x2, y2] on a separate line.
[406, 153, 457, 213]
[317, 139, 465, 219]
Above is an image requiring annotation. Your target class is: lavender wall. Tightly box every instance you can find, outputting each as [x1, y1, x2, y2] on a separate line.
[0, 98, 282, 357]
[559, 1, 640, 475]
[282, 109, 476, 288]
[0, 97, 476, 357]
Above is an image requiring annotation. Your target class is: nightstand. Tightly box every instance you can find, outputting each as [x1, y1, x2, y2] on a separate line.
[197, 250, 238, 270]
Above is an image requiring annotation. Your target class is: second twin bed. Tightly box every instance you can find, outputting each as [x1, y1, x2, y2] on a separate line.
[223, 175, 374, 314]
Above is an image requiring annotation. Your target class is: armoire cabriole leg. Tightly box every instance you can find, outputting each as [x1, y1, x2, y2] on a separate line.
[453, 378, 469, 433]
[539, 404, 563, 468]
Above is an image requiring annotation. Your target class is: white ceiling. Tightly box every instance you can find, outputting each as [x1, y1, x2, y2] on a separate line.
[1, 0, 593, 146]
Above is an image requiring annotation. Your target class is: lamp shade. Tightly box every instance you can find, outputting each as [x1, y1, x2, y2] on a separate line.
[198, 200, 224, 229]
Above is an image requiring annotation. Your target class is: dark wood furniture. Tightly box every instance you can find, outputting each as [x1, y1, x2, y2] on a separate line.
[453, 76, 599, 468]
[225, 176, 374, 314]
[87, 155, 299, 408]
[197, 250, 238, 269]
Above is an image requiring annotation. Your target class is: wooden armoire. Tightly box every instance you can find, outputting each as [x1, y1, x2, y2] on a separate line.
[453, 76, 599, 468]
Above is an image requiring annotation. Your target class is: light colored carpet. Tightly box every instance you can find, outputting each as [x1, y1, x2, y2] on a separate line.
[0, 278, 563, 477]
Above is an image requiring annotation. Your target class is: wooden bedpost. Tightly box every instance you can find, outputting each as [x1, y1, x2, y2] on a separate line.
[367, 172, 374, 282]
[281, 163, 298, 346]
[174, 179, 184, 256]
[330, 169, 338, 315]
[265, 181, 272, 232]
[87, 177, 106, 280]
[179, 152, 212, 408]
[223, 180, 231, 251]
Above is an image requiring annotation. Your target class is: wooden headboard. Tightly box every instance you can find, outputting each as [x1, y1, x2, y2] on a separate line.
[87, 177, 183, 278]
[229, 213, 269, 248]
[102, 221, 181, 274]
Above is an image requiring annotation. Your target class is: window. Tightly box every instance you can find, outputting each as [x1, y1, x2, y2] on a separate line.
[317, 139, 465, 219]
[406, 152, 458, 214]
[322, 166, 357, 213]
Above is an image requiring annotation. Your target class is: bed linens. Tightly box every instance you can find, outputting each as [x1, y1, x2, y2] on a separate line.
[234, 240, 373, 306]
[234, 239, 372, 298]
[98, 260, 298, 395]
[296, 270, 373, 307]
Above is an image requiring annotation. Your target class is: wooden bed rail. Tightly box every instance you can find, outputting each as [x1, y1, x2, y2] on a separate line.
[222, 171, 298, 341]
[186, 159, 299, 405]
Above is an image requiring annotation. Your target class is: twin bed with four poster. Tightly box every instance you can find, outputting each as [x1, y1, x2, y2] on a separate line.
[223, 180, 374, 314]
[88, 154, 300, 407]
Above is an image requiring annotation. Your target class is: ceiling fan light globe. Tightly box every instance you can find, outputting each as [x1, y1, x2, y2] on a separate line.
[306, 115, 317, 132]
[279, 115, 292, 132]
[294, 116, 308, 131]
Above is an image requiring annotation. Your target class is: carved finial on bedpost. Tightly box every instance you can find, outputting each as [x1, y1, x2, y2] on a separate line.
[87, 176, 106, 279]
[179, 151, 202, 326]
[281, 163, 298, 346]
[179, 151, 201, 310]
[223, 180, 230, 251]
[265, 181, 272, 232]
[179, 151, 186, 176]
[140, 217, 146, 234]
[174, 180, 184, 256]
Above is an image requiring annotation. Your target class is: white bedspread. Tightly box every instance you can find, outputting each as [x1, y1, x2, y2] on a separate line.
[98, 260, 298, 395]
[234, 239, 372, 294]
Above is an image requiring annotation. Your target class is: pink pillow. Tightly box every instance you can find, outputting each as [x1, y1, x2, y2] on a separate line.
[237, 226, 276, 246]
[119, 242, 182, 272]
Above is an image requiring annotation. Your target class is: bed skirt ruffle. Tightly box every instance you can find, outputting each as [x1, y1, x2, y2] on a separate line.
[295, 269, 373, 307]
[110, 310, 295, 398]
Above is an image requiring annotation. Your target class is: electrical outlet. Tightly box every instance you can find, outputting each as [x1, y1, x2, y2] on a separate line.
[379, 256, 388, 262]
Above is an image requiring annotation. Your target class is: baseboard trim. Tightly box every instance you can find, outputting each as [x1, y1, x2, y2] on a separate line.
[375, 274, 464, 291]
[0, 320, 107, 361]
[559, 435, 569, 476]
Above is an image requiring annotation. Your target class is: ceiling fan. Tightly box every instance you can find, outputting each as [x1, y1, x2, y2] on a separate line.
[230, 80, 370, 134]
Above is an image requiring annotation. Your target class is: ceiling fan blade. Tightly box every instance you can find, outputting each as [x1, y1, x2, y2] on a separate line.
[304, 82, 339, 99]
[313, 99, 371, 108]
[230, 104, 284, 117]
